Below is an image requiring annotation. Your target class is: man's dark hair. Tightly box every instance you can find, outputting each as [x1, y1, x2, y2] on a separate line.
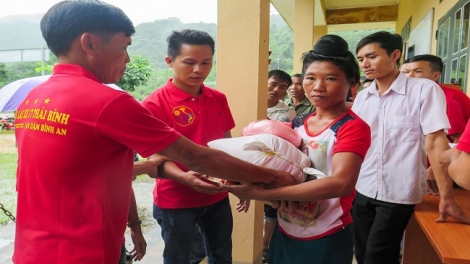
[40, 0, 135, 56]
[302, 35, 360, 86]
[356, 31, 403, 60]
[268, 70, 292, 87]
[403, 58, 411, 64]
[291, 73, 302, 78]
[167, 29, 215, 59]
[409, 54, 443, 73]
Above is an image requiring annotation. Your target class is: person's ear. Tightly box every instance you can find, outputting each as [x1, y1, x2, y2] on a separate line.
[432, 71, 442, 82]
[80, 33, 98, 54]
[349, 79, 356, 88]
[164, 56, 173, 67]
[391, 49, 402, 64]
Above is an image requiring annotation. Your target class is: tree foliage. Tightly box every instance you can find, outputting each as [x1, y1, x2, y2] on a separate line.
[0, 63, 8, 87]
[117, 56, 153, 91]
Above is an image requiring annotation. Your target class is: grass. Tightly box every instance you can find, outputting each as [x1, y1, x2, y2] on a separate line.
[0, 130, 14, 135]
[0, 152, 18, 224]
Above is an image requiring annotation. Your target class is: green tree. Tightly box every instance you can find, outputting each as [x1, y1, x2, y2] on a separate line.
[34, 61, 54, 75]
[0, 63, 8, 87]
[117, 56, 153, 92]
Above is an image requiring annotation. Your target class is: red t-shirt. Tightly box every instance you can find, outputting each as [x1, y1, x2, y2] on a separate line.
[457, 120, 470, 152]
[13, 64, 180, 264]
[440, 84, 470, 137]
[142, 79, 235, 208]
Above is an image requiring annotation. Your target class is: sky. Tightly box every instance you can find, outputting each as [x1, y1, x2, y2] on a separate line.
[0, 0, 279, 25]
[0, 0, 218, 25]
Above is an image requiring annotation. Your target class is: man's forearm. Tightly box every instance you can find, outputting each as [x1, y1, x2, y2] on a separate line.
[159, 161, 188, 183]
[128, 188, 139, 223]
[426, 131, 453, 199]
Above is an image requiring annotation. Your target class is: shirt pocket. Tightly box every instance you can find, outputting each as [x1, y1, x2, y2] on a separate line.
[390, 115, 420, 142]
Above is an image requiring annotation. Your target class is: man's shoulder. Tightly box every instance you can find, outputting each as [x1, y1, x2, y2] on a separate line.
[407, 77, 439, 89]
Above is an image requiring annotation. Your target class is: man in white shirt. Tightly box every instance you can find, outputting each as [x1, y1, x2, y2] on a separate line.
[352, 31, 470, 264]
[267, 69, 296, 122]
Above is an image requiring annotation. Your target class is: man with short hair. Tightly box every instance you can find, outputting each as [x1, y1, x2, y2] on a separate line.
[285, 73, 315, 115]
[353, 31, 470, 264]
[267, 69, 296, 122]
[142, 29, 242, 264]
[13, 1, 294, 263]
[407, 54, 470, 143]
[400, 58, 410, 74]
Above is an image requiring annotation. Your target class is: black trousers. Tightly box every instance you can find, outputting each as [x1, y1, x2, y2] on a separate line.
[352, 192, 415, 264]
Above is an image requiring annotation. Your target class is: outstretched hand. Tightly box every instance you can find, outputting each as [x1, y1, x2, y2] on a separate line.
[436, 198, 470, 224]
[266, 171, 295, 189]
[182, 171, 223, 195]
[222, 182, 266, 200]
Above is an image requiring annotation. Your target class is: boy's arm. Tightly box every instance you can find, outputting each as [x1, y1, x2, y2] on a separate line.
[425, 130, 470, 224]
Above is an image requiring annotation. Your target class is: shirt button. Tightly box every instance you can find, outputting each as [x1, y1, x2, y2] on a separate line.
[191, 98, 195, 101]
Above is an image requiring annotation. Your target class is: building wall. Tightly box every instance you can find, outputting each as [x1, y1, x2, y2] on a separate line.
[397, 0, 458, 55]
[396, 0, 470, 94]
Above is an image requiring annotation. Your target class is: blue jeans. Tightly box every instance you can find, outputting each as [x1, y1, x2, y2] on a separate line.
[153, 197, 233, 264]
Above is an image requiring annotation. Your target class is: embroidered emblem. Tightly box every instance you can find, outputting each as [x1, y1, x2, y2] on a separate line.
[172, 106, 195, 126]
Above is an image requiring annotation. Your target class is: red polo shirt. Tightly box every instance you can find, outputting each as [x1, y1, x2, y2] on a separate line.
[440, 84, 470, 138]
[142, 79, 235, 208]
[14, 64, 180, 264]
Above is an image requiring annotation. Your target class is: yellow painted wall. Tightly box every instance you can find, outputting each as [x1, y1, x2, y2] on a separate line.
[397, 0, 459, 56]
[397, 0, 470, 94]
[293, 0, 315, 73]
[217, 0, 270, 263]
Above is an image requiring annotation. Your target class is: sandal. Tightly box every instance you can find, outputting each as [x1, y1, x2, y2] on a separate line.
[262, 248, 269, 263]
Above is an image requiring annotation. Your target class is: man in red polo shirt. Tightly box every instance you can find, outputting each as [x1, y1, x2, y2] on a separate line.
[142, 29, 247, 264]
[407, 54, 470, 143]
[13, 2, 294, 263]
[407, 54, 470, 194]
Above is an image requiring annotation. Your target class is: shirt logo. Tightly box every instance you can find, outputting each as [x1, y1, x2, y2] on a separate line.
[172, 106, 195, 126]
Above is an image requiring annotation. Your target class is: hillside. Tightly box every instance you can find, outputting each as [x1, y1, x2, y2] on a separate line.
[0, 14, 46, 50]
[128, 17, 217, 69]
[0, 14, 290, 70]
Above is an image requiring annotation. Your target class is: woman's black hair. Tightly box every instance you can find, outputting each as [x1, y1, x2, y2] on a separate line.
[301, 35, 360, 86]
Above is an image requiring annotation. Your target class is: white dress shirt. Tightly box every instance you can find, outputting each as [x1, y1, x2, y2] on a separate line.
[352, 73, 450, 204]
